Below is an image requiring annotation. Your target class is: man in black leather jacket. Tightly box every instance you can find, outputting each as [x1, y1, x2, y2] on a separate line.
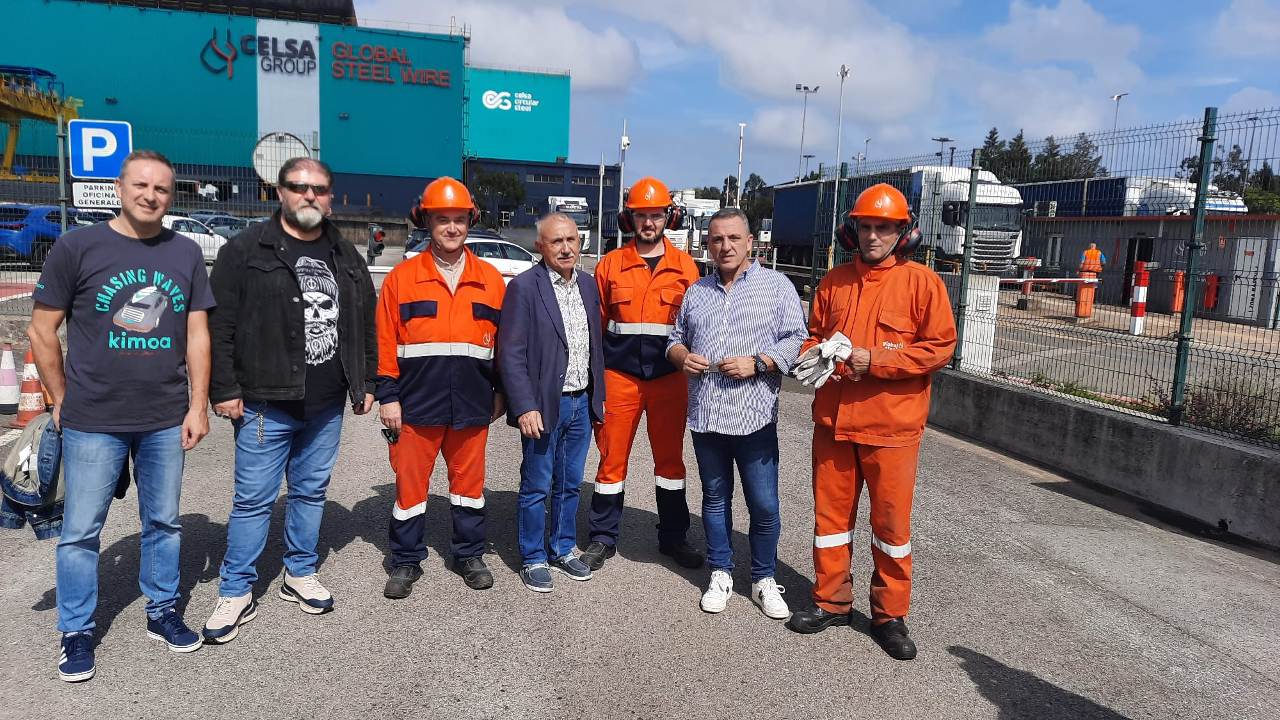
[202, 157, 376, 645]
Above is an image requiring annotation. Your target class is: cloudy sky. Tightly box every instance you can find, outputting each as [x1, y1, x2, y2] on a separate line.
[356, 0, 1280, 188]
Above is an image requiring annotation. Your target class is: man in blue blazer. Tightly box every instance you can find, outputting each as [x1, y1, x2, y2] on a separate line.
[497, 213, 606, 593]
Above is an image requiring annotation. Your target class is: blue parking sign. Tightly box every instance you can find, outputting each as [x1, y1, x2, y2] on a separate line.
[68, 119, 133, 180]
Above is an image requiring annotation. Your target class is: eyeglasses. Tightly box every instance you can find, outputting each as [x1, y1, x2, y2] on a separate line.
[280, 181, 331, 196]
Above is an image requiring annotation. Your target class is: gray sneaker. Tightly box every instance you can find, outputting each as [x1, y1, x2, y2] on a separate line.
[520, 563, 554, 593]
[202, 593, 257, 644]
[550, 554, 593, 581]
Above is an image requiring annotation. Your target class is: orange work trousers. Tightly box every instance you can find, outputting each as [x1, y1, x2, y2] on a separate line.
[589, 369, 689, 546]
[388, 423, 488, 565]
[811, 424, 919, 623]
[593, 369, 688, 490]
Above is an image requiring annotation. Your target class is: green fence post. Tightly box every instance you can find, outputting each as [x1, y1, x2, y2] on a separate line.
[1170, 106, 1217, 426]
[951, 149, 980, 370]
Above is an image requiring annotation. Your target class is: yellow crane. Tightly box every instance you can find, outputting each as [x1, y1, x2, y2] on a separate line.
[0, 66, 82, 183]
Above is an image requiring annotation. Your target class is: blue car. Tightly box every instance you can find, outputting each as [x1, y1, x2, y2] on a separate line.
[0, 203, 68, 265]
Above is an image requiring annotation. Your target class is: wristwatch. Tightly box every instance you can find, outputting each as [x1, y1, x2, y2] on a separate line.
[753, 354, 768, 375]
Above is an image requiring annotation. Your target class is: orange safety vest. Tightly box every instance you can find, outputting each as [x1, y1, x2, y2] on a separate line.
[595, 236, 701, 379]
[1080, 247, 1104, 273]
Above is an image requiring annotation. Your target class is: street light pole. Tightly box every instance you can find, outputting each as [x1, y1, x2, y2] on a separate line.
[802, 154, 815, 177]
[1243, 115, 1260, 191]
[616, 118, 629, 249]
[795, 84, 819, 180]
[736, 122, 746, 207]
[1110, 92, 1129, 132]
[931, 136, 953, 166]
[827, 63, 850, 271]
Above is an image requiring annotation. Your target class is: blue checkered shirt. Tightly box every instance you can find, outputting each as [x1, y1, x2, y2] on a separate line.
[667, 261, 806, 435]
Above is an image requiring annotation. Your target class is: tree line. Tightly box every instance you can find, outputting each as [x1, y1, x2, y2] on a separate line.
[978, 127, 1107, 183]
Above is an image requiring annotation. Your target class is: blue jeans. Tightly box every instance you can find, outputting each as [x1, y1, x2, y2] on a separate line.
[517, 392, 591, 565]
[218, 401, 344, 598]
[691, 423, 781, 581]
[56, 425, 186, 633]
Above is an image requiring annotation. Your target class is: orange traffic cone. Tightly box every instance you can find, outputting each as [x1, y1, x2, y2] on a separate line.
[0, 343, 18, 415]
[10, 349, 46, 429]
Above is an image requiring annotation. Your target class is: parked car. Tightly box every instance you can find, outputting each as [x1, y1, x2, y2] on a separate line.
[204, 215, 249, 239]
[188, 210, 222, 224]
[0, 203, 64, 265]
[73, 209, 116, 226]
[402, 228, 536, 283]
[162, 215, 224, 264]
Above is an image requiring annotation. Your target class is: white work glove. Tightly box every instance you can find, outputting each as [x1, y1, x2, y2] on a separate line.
[794, 332, 853, 388]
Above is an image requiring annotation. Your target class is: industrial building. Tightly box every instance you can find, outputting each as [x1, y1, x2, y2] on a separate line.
[3, 0, 620, 225]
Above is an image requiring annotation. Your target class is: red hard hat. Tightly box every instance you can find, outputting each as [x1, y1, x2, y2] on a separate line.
[849, 183, 910, 222]
[420, 177, 475, 212]
[626, 176, 673, 209]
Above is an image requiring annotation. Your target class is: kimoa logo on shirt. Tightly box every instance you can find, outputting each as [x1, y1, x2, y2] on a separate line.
[94, 268, 189, 353]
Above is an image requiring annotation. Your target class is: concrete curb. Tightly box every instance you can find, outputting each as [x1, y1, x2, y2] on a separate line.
[928, 369, 1280, 549]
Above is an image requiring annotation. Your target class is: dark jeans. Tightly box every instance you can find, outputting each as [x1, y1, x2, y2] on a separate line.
[691, 423, 780, 581]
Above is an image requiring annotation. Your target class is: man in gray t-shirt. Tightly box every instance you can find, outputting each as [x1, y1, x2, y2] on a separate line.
[29, 150, 214, 683]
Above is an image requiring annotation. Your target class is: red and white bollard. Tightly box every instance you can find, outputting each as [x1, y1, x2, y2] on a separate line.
[1130, 260, 1149, 335]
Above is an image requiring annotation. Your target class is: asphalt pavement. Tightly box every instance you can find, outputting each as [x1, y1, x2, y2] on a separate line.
[0, 384, 1276, 719]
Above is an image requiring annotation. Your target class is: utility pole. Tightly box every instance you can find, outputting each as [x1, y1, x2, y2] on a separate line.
[736, 122, 746, 207]
[827, 63, 850, 271]
[795, 84, 819, 180]
[615, 119, 629, 249]
[1111, 92, 1129, 132]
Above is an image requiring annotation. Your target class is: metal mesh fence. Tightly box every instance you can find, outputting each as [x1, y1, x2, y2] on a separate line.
[0, 120, 415, 315]
[776, 106, 1280, 448]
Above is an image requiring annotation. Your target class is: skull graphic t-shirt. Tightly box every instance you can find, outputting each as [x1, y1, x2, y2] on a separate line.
[281, 233, 347, 419]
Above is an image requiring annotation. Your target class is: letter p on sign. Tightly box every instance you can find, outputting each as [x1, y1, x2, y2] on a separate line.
[69, 119, 133, 180]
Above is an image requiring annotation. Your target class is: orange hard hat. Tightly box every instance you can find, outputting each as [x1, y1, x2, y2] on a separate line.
[849, 183, 910, 222]
[420, 176, 475, 212]
[625, 176, 673, 209]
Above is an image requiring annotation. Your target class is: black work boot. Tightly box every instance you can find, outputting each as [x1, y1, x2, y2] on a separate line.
[579, 541, 617, 571]
[383, 565, 423, 600]
[451, 556, 494, 590]
[869, 618, 917, 660]
[785, 606, 852, 634]
[658, 539, 703, 569]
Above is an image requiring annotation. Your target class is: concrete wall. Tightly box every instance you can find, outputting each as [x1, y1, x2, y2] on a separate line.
[928, 369, 1280, 549]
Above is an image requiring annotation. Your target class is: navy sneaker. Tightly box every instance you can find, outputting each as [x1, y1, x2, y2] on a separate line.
[519, 563, 554, 593]
[550, 554, 593, 581]
[146, 608, 202, 653]
[58, 631, 95, 682]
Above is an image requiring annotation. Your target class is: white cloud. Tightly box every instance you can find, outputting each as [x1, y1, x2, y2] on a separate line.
[1223, 86, 1280, 113]
[983, 0, 1143, 86]
[359, 0, 640, 91]
[1212, 0, 1280, 58]
[598, 0, 937, 123]
[748, 105, 833, 155]
[970, 64, 1111, 138]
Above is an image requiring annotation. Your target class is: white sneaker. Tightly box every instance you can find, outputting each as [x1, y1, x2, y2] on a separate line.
[700, 570, 733, 613]
[202, 593, 257, 644]
[751, 577, 789, 619]
[279, 572, 334, 614]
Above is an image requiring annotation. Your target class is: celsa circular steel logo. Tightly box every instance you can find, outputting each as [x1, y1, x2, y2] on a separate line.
[482, 90, 512, 110]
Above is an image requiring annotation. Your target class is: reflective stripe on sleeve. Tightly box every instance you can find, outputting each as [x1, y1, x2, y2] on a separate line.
[398, 342, 494, 361]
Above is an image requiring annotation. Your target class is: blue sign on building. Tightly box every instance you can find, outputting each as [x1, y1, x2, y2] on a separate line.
[68, 119, 133, 180]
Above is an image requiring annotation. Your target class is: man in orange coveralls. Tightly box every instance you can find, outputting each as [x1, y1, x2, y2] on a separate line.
[786, 183, 957, 661]
[579, 176, 704, 571]
[376, 177, 506, 596]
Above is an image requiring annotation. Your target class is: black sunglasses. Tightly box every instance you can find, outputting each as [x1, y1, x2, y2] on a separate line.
[281, 180, 331, 196]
